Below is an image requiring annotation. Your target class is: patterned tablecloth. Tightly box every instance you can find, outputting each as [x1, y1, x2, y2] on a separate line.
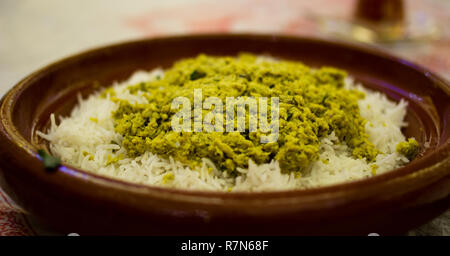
[0, 0, 449, 236]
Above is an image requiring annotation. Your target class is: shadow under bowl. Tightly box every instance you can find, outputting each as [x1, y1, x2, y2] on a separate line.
[0, 34, 449, 235]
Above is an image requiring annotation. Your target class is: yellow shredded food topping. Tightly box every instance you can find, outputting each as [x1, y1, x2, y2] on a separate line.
[111, 54, 384, 174]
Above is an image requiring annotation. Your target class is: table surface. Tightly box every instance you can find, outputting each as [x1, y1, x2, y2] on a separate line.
[0, 0, 449, 236]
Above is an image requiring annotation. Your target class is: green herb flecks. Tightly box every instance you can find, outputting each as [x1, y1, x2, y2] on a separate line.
[37, 149, 61, 170]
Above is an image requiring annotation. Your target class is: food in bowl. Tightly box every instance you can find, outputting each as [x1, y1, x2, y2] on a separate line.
[38, 53, 419, 191]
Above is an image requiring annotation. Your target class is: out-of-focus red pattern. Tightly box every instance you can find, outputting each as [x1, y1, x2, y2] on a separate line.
[0, 206, 31, 236]
[125, 0, 352, 36]
[0, 190, 34, 236]
[126, 0, 449, 77]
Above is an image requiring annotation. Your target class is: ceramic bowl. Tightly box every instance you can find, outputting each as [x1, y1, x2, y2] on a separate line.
[0, 34, 449, 235]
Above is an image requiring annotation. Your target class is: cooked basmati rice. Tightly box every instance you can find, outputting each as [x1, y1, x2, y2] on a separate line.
[37, 69, 410, 191]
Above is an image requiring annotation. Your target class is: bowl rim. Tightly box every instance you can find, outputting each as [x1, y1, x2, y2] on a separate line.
[1, 33, 449, 201]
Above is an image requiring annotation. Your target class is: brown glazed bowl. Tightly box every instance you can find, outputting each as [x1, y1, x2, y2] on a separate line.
[0, 34, 449, 235]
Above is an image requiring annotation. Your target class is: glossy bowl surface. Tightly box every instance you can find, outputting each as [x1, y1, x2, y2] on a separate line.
[0, 34, 449, 235]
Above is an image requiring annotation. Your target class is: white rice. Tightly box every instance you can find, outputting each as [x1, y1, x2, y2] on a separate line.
[37, 69, 410, 192]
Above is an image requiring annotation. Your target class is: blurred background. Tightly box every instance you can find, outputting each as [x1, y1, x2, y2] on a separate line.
[0, 0, 448, 235]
